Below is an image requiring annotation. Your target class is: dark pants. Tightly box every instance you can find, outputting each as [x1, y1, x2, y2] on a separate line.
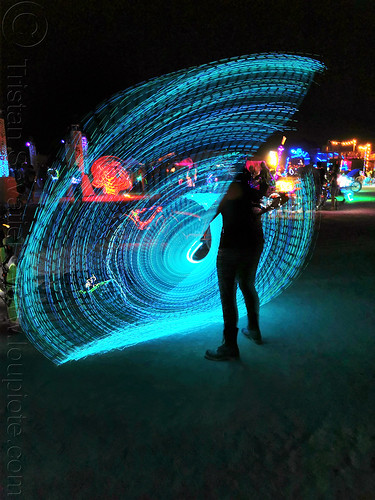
[217, 245, 263, 346]
[330, 180, 339, 198]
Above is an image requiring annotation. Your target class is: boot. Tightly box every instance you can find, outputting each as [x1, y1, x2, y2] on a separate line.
[205, 328, 239, 361]
[204, 343, 240, 361]
[242, 328, 263, 345]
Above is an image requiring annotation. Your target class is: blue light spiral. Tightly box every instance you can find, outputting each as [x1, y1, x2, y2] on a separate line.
[16, 53, 324, 364]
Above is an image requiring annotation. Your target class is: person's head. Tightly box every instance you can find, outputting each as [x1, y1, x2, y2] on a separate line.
[331, 160, 340, 173]
[233, 165, 262, 198]
[244, 159, 260, 176]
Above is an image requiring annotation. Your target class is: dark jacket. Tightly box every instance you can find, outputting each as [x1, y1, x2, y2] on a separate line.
[217, 180, 264, 249]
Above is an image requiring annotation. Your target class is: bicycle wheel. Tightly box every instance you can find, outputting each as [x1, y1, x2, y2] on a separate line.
[317, 191, 327, 210]
[351, 180, 362, 193]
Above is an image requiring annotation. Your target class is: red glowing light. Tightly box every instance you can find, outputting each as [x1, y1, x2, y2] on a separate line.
[127, 206, 163, 230]
[91, 156, 132, 195]
[175, 157, 194, 168]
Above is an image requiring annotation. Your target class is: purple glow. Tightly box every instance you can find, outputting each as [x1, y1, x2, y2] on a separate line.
[25, 141, 31, 147]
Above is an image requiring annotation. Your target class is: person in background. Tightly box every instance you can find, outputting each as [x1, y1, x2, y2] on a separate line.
[329, 160, 340, 210]
[314, 162, 325, 204]
[71, 163, 83, 202]
[204, 164, 288, 361]
[24, 163, 36, 202]
[259, 161, 274, 196]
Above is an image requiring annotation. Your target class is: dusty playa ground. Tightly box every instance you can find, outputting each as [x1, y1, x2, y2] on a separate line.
[1, 187, 375, 499]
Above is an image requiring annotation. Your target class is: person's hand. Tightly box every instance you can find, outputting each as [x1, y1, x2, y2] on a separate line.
[269, 192, 289, 209]
[270, 196, 280, 208]
[200, 226, 212, 242]
[278, 192, 289, 206]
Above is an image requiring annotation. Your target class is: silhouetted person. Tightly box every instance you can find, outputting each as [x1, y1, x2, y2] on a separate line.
[314, 162, 325, 204]
[258, 161, 273, 195]
[24, 164, 36, 202]
[204, 166, 287, 361]
[329, 160, 340, 210]
[71, 164, 83, 202]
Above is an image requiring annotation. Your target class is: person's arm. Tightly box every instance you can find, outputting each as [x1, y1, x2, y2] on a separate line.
[200, 187, 230, 241]
[201, 200, 222, 241]
[258, 192, 289, 215]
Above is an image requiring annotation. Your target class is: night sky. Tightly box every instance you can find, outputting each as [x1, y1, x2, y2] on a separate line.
[2, 0, 375, 155]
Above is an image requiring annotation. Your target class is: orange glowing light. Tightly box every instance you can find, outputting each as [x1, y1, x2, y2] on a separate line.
[91, 156, 132, 195]
[267, 151, 278, 168]
[275, 179, 295, 192]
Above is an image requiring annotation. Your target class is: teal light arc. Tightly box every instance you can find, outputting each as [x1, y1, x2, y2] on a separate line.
[16, 53, 325, 364]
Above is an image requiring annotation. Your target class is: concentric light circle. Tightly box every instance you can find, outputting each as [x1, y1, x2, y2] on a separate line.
[16, 53, 324, 364]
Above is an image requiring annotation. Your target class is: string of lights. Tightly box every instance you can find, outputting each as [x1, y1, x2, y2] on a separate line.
[15, 53, 324, 364]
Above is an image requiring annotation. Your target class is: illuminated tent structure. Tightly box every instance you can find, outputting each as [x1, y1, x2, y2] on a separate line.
[16, 53, 325, 364]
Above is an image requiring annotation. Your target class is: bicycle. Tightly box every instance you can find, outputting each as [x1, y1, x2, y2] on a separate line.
[0, 227, 18, 323]
[0, 203, 25, 328]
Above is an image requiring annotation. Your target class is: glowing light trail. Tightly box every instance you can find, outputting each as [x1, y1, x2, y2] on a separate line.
[16, 53, 324, 364]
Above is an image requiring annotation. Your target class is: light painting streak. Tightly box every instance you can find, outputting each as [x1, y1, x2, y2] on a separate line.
[15, 53, 325, 364]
